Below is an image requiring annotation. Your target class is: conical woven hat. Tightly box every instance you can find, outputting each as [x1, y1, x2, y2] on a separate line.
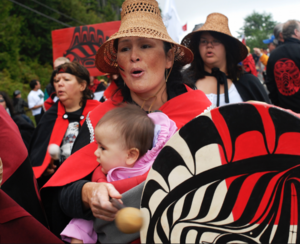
[181, 13, 248, 63]
[95, 0, 194, 74]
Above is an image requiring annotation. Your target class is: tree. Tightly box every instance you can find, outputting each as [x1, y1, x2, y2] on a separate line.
[238, 11, 277, 52]
[0, 0, 124, 101]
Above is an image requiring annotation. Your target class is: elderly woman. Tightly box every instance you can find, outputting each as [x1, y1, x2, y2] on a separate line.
[29, 62, 100, 185]
[181, 13, 270, 107]
[41, 0, 212, 238]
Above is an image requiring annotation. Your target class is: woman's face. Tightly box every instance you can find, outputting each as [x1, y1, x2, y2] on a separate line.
[0, 95, 6, 109]
[53, 73, 86, 105]
[116, 37, 173, 97]
[198, 32, 227, 71]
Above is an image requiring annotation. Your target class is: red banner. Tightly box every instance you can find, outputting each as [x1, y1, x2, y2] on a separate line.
[52, 21, 121, 76]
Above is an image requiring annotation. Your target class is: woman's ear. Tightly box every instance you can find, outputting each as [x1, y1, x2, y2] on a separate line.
[80, 82, 87, 92]
[125, 148, 140, 167]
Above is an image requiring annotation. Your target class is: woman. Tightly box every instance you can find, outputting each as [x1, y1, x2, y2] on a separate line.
[41, 0, 212, 238]
[181, 13, 270, 107]
[29, 62, 100, 185]
[0, 91, 35, 149]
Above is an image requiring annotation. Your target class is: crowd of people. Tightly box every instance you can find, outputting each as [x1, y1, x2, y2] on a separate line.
[1, 0, 300, 243]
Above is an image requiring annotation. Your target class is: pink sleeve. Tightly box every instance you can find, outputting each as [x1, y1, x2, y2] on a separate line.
[60, 218, 97, 243]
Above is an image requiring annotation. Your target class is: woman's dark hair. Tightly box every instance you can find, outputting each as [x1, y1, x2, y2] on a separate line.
[0, 91, 15, 116]
[51, 62, 94, 106]
[182, 31, 244, 85]
[112, 40, 194, 103]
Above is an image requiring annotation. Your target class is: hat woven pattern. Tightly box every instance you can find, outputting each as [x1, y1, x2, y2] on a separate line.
[96, 0, 193, 74]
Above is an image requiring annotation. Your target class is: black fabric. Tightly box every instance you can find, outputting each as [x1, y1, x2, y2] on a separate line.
[60, 179, 93, 219]
[205, 68, 229, 106]
[234, 72, 270, 103]
[41, 175, 93, 238]
[2, 156, 48, 227]
[64, 107, 84, 124]
[12, 114, 35, 149]
[42, 187, 68, 238]
[266, 38, 300, 112]
[30, 103, 85, 188]
[29, 102, 59, 168]
[95, 82, 107, 92]
[71, 120, 91, 154]
[46, 83, 55, 97]
[13, 97, 28, 114]
[29, 104, 84, 168]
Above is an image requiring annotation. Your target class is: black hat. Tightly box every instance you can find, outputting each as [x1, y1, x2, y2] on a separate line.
[13, 90, 21, 97]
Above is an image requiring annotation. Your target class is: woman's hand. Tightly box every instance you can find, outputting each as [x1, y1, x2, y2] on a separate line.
[81, 182, 122, 221]
[43, 160, 57, 176]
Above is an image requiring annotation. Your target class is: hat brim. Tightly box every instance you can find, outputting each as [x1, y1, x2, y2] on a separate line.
[263, 39, 272, 44]
[95, 33, 194, 74]
[181, 30, 248, 63]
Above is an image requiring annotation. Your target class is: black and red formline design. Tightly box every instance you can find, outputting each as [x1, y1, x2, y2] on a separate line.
[141, 102, 300, 244]
[274, 58, 300, 96]
[52, 21, 120, 76]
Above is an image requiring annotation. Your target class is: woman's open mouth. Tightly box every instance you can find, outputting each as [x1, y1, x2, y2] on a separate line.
[131, 69, 144, 78]
[206, 51, 214, 57]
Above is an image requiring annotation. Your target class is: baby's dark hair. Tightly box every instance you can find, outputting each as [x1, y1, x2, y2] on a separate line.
[96, 104, 155, 157]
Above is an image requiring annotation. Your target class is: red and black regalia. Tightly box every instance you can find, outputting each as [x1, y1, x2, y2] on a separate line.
[29, 99, 100, 184]
[266, 37, 300, 113]
[40, 85, 212, 237]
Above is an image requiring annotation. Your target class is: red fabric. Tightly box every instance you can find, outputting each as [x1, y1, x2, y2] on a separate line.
[42, 87, 211, 192]
[33, 100, 100, 179]
[0, 190, 63, 243]
[0, 106, 28, 184]
[88, 79, 101, 93]
[91, 165, 108, 183]
[243, 54, 258, 77]
[44, 93, 56, 111]
[91, 166, 148, 194]
[111, 172, 148, 194]
[103, 80, 118, 100]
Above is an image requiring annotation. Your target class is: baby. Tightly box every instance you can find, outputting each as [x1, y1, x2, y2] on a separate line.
[61, 104, 177, 243]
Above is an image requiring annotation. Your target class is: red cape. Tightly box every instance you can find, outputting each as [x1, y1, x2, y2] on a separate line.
[33, 100, 100, 179]
[0, 190, 63, 243]
[42, 86, 212, 192]
[0, 106, 28, 184]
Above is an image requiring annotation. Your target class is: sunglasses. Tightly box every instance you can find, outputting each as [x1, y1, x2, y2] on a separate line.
[0, 99, 4, 102]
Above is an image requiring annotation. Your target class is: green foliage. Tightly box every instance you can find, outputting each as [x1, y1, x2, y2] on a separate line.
[0, 0, 123, 102]
[238, 11, 277, 52]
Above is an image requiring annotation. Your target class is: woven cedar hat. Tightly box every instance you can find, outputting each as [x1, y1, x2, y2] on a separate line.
[95, 0, 194, 74]
[181, 13, 248, 63]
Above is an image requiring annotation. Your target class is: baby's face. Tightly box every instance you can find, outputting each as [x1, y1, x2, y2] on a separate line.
[94, 124, 129, 174]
